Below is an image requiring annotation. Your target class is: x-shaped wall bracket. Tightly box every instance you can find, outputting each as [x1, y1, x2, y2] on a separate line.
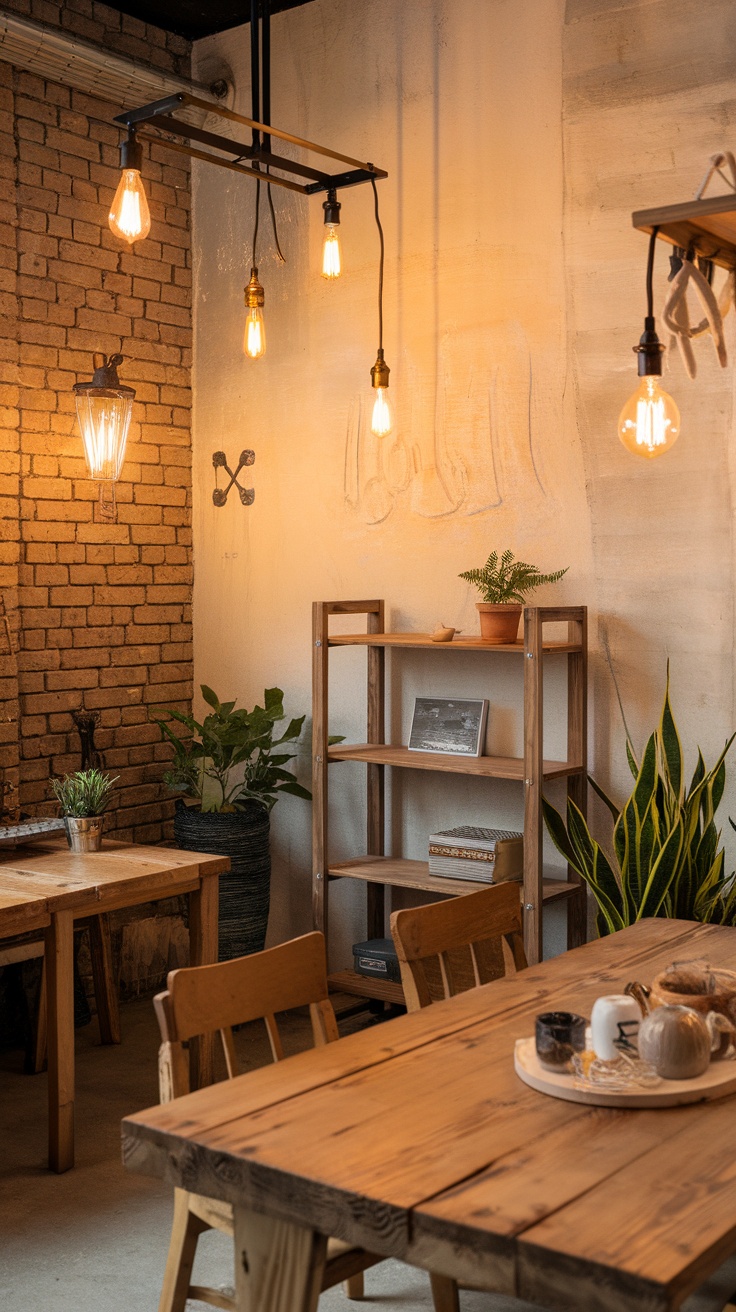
[212, 449, 255, 507]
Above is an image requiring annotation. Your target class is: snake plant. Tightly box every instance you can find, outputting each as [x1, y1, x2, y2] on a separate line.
[543, 669, 736, 933]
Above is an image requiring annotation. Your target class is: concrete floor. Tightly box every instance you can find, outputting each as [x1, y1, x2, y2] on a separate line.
[0, 995, 536, 1312]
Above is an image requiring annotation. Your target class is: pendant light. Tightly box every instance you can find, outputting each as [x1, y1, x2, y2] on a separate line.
[108, 128, 151, 245]
[322, 189, 342, 279]
[244, 179, 266, 359]
[618, 226, 680, 459]
[369, 178, 392, 437]
[73, 353, 135, 519]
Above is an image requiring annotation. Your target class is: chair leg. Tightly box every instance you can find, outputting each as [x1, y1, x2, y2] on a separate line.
[429, 1273, 461, 1312]
[344, 1273, 364, 1299]
[158, 1188, 209, 1312]
[33, 955, 48, 1074]
[88, 913, 121, 1044]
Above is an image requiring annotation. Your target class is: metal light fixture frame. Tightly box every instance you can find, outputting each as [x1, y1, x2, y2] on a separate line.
[113, 93, 387, 200]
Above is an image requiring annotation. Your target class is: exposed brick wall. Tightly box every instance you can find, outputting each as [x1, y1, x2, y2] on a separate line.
[0, 12, 194, 843]
[1, 0, 191, 79]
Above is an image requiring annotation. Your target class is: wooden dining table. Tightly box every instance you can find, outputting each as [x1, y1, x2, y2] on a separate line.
[0, 838, 227, 1173]
[123, 919, 736, 1312]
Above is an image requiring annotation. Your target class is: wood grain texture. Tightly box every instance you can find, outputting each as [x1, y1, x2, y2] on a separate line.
[328, 633, 582, 652]
[329, 856, 578, 904]
[328, 743, 582, 781]
[124, 922, 736, 1310]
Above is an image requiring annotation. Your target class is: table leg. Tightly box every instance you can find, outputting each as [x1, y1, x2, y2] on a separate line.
[233, 1206, 328, 1312]
[45, 909, 75, 1173]
[188, 874, 218, 1090]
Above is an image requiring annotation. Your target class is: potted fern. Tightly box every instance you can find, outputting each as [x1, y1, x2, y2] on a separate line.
[51, 768, 118, 852]
[152, 686, 310, 960]
[459, 548, 569, 643]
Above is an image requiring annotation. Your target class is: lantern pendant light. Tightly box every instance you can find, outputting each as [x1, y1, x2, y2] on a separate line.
[73, 353, 135, 521]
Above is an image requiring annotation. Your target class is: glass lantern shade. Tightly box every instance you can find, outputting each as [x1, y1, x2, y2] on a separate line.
[73, 353, 135, 483]
[75, 390, 134, 481]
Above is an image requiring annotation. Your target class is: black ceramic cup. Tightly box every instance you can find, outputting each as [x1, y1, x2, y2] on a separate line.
[535, 1011, 587, 1071]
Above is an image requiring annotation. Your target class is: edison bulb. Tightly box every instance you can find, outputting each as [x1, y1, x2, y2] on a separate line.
[618, 376, 680, 459]
[109, 169, 151, 244]
[322, 224, 341, 279]
[243, 307, 266, 359]
[371, 386, 392, 438]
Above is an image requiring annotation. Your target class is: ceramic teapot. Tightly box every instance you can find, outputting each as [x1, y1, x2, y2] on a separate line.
[626, 981, 734, 1079]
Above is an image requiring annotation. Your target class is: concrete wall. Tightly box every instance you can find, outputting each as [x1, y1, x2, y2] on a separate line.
[191, 0, 736, 966]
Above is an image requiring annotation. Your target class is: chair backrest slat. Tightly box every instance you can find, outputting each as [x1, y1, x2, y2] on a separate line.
[153, 931, 338, 1103]
[390, 884, 527, 1012]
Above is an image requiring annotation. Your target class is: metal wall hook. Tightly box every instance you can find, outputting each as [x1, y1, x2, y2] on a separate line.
[212, 449, 255, 507]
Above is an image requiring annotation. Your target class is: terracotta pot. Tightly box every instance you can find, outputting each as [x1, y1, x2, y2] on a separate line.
[476, 603, 522, 643]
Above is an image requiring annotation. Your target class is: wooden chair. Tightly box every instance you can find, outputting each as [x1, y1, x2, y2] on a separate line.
[390, 881, 527, 1012]
[390, 883, 527, 1312]
[153, 931, 385, 1312]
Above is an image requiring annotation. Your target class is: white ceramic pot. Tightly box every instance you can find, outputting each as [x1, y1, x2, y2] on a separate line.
[590, 993, 642, 1060]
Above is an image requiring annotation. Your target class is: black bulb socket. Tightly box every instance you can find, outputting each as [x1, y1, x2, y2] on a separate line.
[323, 189, 341, 226]
[634, 316, 664, 377]
[120, 129, 143, 173]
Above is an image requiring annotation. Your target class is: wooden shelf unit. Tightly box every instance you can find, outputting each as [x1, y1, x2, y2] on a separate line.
[312, 599, 588, 996]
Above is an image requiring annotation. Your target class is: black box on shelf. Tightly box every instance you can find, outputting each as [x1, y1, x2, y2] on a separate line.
[352, 938, 401, 984]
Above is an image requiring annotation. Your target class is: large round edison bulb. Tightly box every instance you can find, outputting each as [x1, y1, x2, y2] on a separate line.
[322, 224, 341, 279]
[618, 376, 680, 459]
[244, 308, 266, 359]
[371, 386, 392, 438]
[109, 169, 151, 244]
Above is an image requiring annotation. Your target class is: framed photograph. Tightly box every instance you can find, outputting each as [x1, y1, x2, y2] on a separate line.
[408, 697, 488, 757]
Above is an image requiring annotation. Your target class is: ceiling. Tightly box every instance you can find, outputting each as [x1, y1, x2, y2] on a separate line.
[105, 0, 314, 41]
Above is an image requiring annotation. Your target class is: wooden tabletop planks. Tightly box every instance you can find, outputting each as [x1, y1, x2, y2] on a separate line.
[123, 920, 736, 1310]
[0, 843, 227, 914]
[0, 885, 50, 936]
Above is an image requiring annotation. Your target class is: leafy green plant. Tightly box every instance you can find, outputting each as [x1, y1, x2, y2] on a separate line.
[152, 685, 311, 814]
[542, 669, 736, 933]
[52, 768, 118, 817]
[459, 548, 568, 604]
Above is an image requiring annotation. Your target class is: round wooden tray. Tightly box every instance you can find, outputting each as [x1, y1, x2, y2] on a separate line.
[514, 1036, 736, 1108]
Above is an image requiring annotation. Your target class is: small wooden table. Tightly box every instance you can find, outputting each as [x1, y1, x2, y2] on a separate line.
[0, 840, 227, 1172]
[123, 920, 736, 1312]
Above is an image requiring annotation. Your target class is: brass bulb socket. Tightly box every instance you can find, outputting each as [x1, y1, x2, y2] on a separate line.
[244, 268, 265, 309]
[370, 348, 390, 390]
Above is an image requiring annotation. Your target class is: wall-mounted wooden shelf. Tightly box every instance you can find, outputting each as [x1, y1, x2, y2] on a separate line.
[633, 194, 736, 270]
[312, 600, 589, 995]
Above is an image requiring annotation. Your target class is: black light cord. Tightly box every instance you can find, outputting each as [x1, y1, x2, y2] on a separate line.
[252, 178, 261, 267]
[371, 175, 384, 350]
[267, 178, 285, 263]
[646, 225, 659, 319]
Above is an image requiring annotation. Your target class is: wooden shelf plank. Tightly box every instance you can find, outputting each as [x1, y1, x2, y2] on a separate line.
[328, 633, 581, 653]
[328, 969, 404, 1005]
[633, 195, 736, 271]
[328, 855, 581, 904]
[328, 743, 582, 781]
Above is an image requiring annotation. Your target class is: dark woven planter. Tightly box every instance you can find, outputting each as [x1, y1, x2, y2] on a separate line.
[173, 801, 271, 961]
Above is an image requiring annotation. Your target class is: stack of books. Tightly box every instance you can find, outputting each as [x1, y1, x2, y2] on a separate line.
[428, 826, 523, 883]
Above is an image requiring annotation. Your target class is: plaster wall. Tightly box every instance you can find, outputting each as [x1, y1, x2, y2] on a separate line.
[191, 0, 736, 966]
